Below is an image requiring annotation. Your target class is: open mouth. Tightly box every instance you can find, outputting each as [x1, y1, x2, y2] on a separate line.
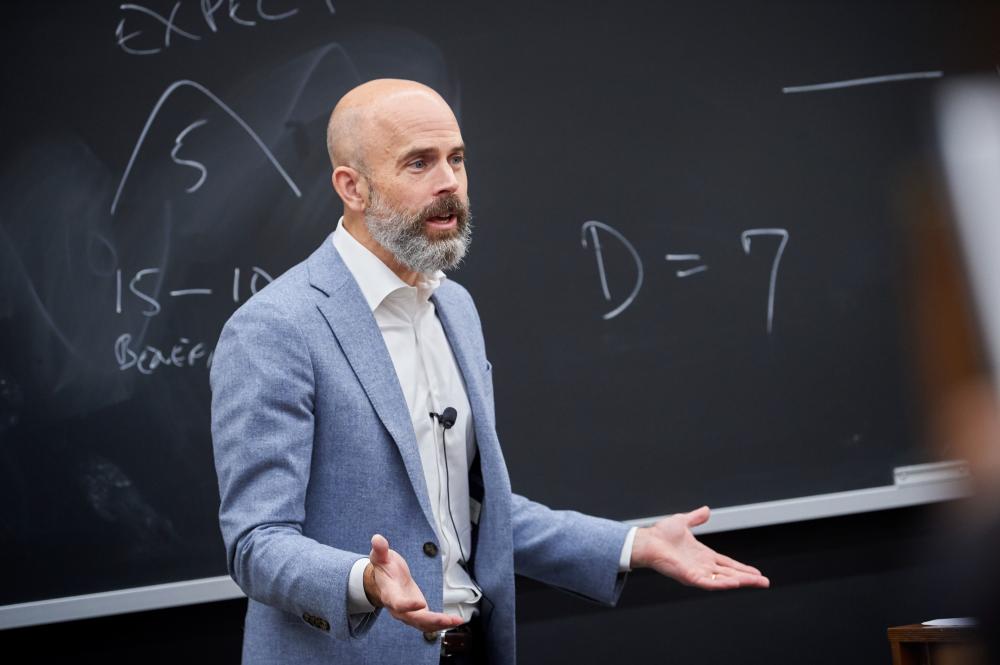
[425, 214, 457, 228]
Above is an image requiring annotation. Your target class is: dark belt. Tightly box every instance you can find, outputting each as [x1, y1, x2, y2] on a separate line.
[437, 615, 484, 663]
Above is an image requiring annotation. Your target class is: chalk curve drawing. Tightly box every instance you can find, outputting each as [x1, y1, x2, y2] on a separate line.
[111, 79, 302, 215]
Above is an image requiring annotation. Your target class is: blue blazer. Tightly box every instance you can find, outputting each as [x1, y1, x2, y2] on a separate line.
[211, 234, 631, 664]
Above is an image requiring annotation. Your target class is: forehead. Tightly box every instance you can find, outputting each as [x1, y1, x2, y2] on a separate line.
[370, 92, 463, 160]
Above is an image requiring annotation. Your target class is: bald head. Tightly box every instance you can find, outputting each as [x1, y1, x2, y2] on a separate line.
[325, 79, 458, 173]
[327, 79, 470, 283]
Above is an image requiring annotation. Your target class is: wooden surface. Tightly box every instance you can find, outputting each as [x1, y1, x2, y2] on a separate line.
[888, 623, 982, 665]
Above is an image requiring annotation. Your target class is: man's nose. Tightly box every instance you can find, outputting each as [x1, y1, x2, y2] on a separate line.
[433, 160, 460, 195]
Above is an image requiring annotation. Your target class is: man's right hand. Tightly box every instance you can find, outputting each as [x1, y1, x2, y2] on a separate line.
[364, 534, 464, 633]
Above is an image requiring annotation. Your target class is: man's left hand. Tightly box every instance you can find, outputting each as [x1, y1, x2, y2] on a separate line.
[631, 505, 770, 590]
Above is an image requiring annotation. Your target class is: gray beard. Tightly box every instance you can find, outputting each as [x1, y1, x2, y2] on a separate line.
[364, 189, 472, 275]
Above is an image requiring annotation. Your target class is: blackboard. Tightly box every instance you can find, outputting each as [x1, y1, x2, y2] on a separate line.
[0, 0, 995, 611]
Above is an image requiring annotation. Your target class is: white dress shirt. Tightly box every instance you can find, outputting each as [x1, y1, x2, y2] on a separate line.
[332, 219, 636, 621]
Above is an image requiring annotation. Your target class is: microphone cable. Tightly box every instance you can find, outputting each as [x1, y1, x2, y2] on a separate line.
[430, 408, 495, 632]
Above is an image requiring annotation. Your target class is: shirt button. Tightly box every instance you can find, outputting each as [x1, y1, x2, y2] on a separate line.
[423, 631, 440, 643]
[423, 542, 439, 557]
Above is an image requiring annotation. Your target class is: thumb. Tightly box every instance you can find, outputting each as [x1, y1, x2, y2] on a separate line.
[370, 534, 390, 565]
[685, 505, 711, 528]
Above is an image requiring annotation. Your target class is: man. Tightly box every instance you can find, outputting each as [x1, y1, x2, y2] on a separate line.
[210, 79, 768, 665]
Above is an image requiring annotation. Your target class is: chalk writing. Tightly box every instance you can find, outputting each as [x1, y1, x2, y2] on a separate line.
[116, 1, 331, 55]
[115, 333, 213, 374]
[129, 268, 163, 317]
[582, 223, 791, 334]
[580, 221, 644, 321]
[117, 2, 200, 56]
[666, 253, 708, 278]
[168, 288, 213, 296]
[170, 119, 209, 193]
[116, 266, 273, 314]
[741, 228, 789, 334]
[782, 71, 943, 94]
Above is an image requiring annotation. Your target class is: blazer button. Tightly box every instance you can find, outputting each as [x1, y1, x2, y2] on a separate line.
[423, 631, 440, 643]
[423, 542, 438, 557]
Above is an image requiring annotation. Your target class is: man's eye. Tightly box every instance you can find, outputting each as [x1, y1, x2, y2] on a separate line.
[410, 159, 426, 169]
[451, 155, 465, 165]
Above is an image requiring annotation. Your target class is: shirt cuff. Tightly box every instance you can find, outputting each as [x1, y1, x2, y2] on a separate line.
[347, 557, 376, 614]
[618, 526, 638, 572]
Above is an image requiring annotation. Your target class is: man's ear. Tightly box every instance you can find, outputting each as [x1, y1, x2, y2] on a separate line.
[331, 166, 368, 212]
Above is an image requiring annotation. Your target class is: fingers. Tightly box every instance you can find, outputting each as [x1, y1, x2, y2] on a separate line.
[716, 553, 763, 576]
[698, 567, 770, 590]
[684, 505, 711, 527]
[696, 571, 740, 590]
[395, 608, 465, 633]
[363, 537, 465, 633]
[370, 534, 389, 565]
[720, 567, 770, 588]
[713, 552, 769, 587]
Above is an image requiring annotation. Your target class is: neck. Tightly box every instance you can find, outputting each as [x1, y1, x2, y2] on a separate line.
[342, 211, 422, 286]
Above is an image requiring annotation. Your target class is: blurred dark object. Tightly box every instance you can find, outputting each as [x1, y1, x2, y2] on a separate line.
[903, 77, 1000, 665]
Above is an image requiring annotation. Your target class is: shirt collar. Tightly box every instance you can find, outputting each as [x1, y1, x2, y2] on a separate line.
[331, 217, 446, 312]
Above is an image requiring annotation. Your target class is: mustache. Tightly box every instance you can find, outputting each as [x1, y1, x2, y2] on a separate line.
[420, 194, 470, 220]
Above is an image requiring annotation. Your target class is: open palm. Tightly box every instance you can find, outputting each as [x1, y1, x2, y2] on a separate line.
[368, 534, 464, 633]
[632, 506, 770, 590]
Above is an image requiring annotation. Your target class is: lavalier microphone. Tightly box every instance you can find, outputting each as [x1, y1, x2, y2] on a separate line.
[429, 407, 458, 430]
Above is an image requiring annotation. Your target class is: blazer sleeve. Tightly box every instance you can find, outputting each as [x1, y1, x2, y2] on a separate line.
[510, 493, 632, 607]
[210, 297, 379, 640]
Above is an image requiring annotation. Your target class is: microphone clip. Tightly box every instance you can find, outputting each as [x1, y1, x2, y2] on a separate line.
[429, 407, 458, 430]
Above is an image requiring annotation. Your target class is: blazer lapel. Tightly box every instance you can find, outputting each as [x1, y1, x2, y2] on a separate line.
[432, 288, 512, 515]
[431, 293, 489, 427]
[307, 238, 437, 533]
